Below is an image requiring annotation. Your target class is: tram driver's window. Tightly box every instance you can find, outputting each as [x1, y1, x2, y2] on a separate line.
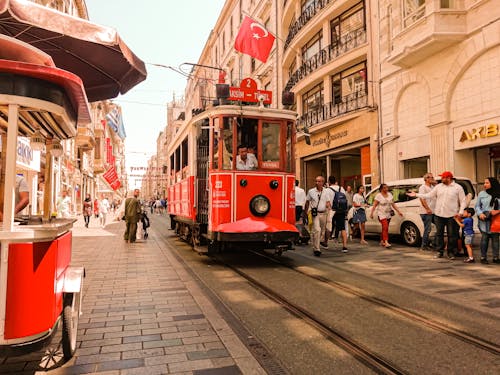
[262, 122, 280, 168]
[221, 117, 233, 170]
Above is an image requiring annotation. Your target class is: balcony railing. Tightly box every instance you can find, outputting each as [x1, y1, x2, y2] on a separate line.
[285, 28, 367, 91]
[284, 0, 333, 50]
[297, 91, 368, 129]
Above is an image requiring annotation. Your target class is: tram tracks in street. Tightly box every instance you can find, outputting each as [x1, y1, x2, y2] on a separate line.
[157, 219, 499, 374]
[212, 253, 408, 375]
[250, 249, 500, 357]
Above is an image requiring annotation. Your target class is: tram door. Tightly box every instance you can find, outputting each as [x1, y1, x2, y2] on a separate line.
[196, 123, 209, 226]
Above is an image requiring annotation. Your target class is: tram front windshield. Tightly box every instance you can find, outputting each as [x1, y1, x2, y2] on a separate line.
[214, 116, 293, 172]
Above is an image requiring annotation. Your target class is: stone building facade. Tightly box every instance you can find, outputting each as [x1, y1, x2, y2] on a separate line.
[377, 0, 499, 188]
[283, 0, 380, 191]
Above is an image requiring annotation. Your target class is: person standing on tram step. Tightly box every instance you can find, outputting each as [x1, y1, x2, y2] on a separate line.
[475, 177, 500, 264]
[83, 194, 92, 228]
[56, 189, 72, 218]
[303, 176, 333, 257]
[124, 189, 141, 243]
[236, 144, 258, 170]
[418, 173, 436, 251]
[294, 180, 306, 222]
[0, 175, 30, 222]
[370, 183, 403, 248]
[408, 171, 466, 259]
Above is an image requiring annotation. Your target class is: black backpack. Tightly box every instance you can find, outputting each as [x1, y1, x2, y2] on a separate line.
[331, 189, 348, 213]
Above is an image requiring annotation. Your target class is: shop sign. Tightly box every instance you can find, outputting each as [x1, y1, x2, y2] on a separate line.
[16, 137, 40, 172]
[312, 129, 348, 148]
[459, 124, 498, 143]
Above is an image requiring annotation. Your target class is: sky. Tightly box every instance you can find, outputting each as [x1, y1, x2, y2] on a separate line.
[85, 0, 226, 188]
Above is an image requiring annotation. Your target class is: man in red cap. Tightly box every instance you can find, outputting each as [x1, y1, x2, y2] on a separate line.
[409, 171, 467, 259]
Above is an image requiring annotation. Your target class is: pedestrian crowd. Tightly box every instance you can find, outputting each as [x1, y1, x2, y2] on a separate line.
[295, 171, 499, 264]
[81, 194, 121, 228]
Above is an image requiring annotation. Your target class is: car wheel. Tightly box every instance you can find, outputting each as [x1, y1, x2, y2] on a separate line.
[401, 222, 421, 247]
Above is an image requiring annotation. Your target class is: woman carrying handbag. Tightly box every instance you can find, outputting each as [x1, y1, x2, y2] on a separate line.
[475, 177, 500, 264]
[370, 183, 403, 248]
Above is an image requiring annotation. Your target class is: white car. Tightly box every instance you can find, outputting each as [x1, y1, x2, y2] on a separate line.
[360, 177, 476, 246]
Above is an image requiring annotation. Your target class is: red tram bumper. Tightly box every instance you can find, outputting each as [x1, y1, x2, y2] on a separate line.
[212, 217, 299, 243]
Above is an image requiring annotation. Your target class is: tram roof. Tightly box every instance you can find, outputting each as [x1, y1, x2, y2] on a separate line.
[191, 104, 298, 123]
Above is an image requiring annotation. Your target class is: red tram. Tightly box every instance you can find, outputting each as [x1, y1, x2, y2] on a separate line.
[167, 81, 299, 254]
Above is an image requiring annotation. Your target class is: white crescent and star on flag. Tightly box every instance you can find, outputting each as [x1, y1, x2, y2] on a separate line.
[250, 23, 269, 40]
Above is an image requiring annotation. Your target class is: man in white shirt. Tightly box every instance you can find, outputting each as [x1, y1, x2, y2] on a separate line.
[236, 145, 258, 170]
[56, 189, 72, 218]
[418, 173, 436, 250]
[304, 176, 333, 256]
[99, 195, 111, 227]
[294, 180, 306, 222]
[410, 171, 466, 259]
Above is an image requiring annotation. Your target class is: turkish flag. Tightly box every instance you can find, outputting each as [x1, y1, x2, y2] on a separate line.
[234, 16, 275, 63]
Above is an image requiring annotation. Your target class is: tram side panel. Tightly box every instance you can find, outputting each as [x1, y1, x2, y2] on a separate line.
[168, 176, 196, 222]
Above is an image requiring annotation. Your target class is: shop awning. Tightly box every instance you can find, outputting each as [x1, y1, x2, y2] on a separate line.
[0, 59, 91, 139]
[0, 0, 147, 102]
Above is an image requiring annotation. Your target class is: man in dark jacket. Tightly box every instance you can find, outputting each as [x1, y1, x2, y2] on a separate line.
[124, 189, 141, 243]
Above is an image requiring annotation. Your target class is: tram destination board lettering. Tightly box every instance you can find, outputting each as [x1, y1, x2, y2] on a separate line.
[229, 87, 272, 104]
[228, 77, 272, 104]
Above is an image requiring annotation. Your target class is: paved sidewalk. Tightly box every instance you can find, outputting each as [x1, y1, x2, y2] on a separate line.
[0, 215, 263, 374]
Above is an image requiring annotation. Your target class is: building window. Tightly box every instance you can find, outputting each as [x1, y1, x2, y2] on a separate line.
[331, 62, 367, 104]
[402, 0, 425, 28]
[302, 82, 324, 114]
[251, 58, 256, 72]
[302, 31, 322, 61]
[230, 16, 233, 38]
[330, 2, 365, 46]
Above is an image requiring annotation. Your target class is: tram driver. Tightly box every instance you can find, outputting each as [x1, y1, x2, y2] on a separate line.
[236, 144, 258, 170]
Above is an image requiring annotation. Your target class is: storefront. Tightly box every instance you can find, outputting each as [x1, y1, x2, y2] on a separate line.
[453, 118, 500, 190]
[295, 112, 378, 191]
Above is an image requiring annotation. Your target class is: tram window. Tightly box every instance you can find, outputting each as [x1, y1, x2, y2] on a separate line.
[262, 122, 280, 168]
[222, 117, 233, 170]
[212, 118, 219, 169]
[236, 118, 258, 152]
[286, 121, 293, 172]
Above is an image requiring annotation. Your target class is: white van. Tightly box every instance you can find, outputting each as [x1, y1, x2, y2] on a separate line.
[360, 177, 476, 246]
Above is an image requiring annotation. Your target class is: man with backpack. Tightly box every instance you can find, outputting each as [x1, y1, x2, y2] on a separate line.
[326, 176, 349, 252]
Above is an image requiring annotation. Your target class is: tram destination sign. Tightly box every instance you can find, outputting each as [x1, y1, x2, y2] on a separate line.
[229, 77, 272, 104]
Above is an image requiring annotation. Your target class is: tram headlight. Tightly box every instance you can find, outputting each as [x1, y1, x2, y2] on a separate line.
[250, 195, 270, 217]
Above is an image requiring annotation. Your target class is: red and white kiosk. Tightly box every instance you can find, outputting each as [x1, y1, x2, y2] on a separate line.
[0, 37, 91, 359]
[0, 0, 146, 362]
